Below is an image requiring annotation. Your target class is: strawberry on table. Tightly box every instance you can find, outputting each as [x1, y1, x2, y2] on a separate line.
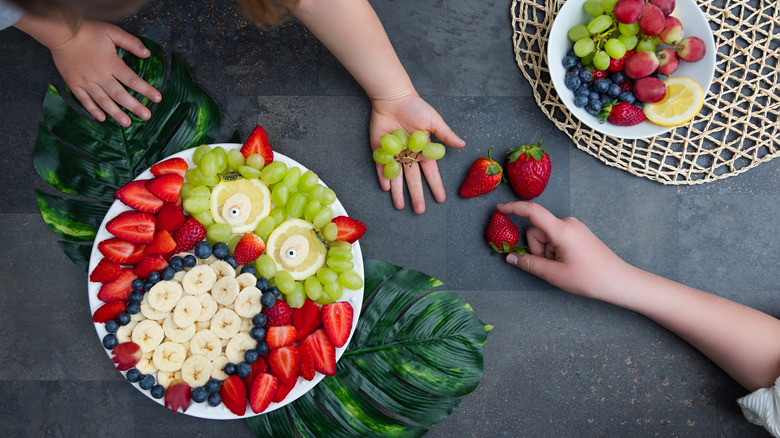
[599, 101, 647, 126]
[459, 148, 503, 198]
[98, 238, 145, 265]
[506, 139, 551, 200]
[173, 216, 206, 252]
[240, 125, 274, 164]
[331, 216, 366, 243]
[150, 157, 188, 178]
[220, 375, 248, 416]
[156, 202, 185, 232]
[106, 211, 157, 244]
[321, 302, 353, 348]
[268, 345, 301, 386]
[92, 301, 127, 323]
[233, 232, 265, 265]
[486, 211, 527, 255]
[115, 179, 164, 214]
[147, 174, 184, 203]
[249, 372, 277, 414]
[97, 268, 138, 302]
[89, 258, 121, 283]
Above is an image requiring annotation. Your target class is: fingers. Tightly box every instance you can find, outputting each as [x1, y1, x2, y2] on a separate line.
[109, 26, 152, 59]
[375, 163, 391, 192]
[429, 115, 466, 149]
[114, 63, 162, 106]
[389, 172, 405, 210]
[70, 87, 107, 123]
[525, 226, 549, 257]
[497, 201, 563, 240]
[420, 159, 446, 204]
[505, 251, 560, 284]
[403, 161, 425, 214]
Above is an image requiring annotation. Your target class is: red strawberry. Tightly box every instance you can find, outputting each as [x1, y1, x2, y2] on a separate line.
[292, 299, 322, 341]
[219, 375, 247, 416]
[164, 381, 192, 414]
[619, 80, 634, 93]
[147, 173, 184, 203]
[97, 268, 138, 302]
[110, 342, 141, 371]
[608, 49, 635, 72]
[240, 125, 274, 163]
[143, 230, 177, 256]
[173, 216, 206, 252]
[156, 202, 185, 232]
[459, 148, 503, 198]
[133, 254, 169, 278]
[98, 238, 145, 264]
[321, 302, 353, 348]
[486, 211, 527, 254]
[590, 69, 609, 81]
[249, 373, 277, 414]
[89, 258, 121, 283]
[266, 325, 298, 349]
[268, 346, 301, 386]
[263, 300, 293, 326]
[331, 216, 366, 243]
[301, 328, 336, 376]
[115, 179, 163, 213]
[150, 157, 188, 178]
[599, 100, 647, 126]
[106, 211, 156, 244]
[505, 139, 551, 200]
[92, 301, 127, 323]
[242, 357, 268, 394]
[298, 341, 316, 381]
[233, 233, 265, 265]
[271, 379, 295, 403]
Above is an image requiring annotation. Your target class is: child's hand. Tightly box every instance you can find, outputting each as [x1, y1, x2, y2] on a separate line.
[370, 93, 465, 214]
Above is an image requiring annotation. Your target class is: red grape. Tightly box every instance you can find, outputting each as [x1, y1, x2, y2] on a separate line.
[613, 0, 644, 24]
[633, 77, 668, 103]
[638, 4, 666, 36]
[675, 36, 707, 62]
[625, 51, 660, 79]
[655, 49, 680, 76]
[648, 0, 676, 16]
[659, 16, 685, 45]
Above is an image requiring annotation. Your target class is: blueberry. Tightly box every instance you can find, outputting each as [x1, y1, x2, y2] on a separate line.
[632, 101, 644, 109]
[161, 267, 175, 281]
[102, 334, 118, 350]
[255, 341, 269, 356]
[575, 85, 590, 98]
[618, 91, 636, 104]
[240, 264, 257, 276]
[225, 256, 238, 269]
[117, 312, 132, 326]
[564, 74, 581, 91]
[573, 95, 588, 108]
[250, 327, 266, 341]
[128, 290, 144, 303]
[607, 83, 621, 98]
[611, 71, 627, 84]
[592, 78, 610, 94]
[244, 349, 259, 364]
[126, 302, 140, 315]
[205, 378, 222, 393]
[212, 243, 229, 260]
[150, 384, 165, 399]
[191, 386, 209, 403]
[105, 319, 119, 334]
[586, 100, 603, 115]
[255, 277, 270, 292]
[144, 281, 154, 292]
[270, 287, 281, 298]
[578, 69, 593, 83]
[194, 241, 212, 259]
[252, 313, 268, 327]
[126, 368, 142, 383]
[131, 279, 144, 291]
[236, 362, 252, 378]
[183, 255, 197, 268]
[260, 292, 276, 308]
[139, 374, 156, 390]
[147, 271, 161, 284]
[169, 256, 184, 272]
[207, 392, 222, 407]
[562, 55, 578, 69]
[566, 48, 576, 57]
[223, 362, 237, 376]
[589, 91, 600, 101]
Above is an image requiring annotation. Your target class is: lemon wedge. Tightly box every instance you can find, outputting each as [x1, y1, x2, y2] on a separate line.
[266, 218, 326, 280]
[209, 177, 271, 233]
[643, 77, 704, 127]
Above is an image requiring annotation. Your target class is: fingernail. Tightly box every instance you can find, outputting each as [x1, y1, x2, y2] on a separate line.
[506, 253, 518, 265]
[142, 49, 151, 56]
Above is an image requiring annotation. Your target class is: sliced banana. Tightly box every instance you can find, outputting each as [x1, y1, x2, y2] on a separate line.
[152, 341, 187, 372]
[156, 370, 182, 389]
[225, 332, 257, 364]
[189, 329, 222, 360]
[211, 354, 230, 380]
[140, 295, 170, 321]
[135, 351, 157, 374]
[147, 280, 183, 312]
[234, 286, 263, 318]
[195, 293, 218, 322]
[211, 276, 239, 305]
[173, 270, 186, 283]
[195, 320, 211, 331]
[130, 312, 145, 322]
[210, 260, 236, 278]
[197, 254, 218, 265]
[116, 320, 138, 344]
[182, 265, 217, 295]
[210, 308, 242, 339]
[236, 272, 258, 289]
[239, 317, 254, 333]
[172, 295, 202, 327]
[131, 319, 165, 353]
[180, 355, 213, 388]
[162, 314, 196, 343]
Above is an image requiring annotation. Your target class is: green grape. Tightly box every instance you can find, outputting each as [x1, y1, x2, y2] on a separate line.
[245, 153, 265, 170]
[298, 170, 318, 192]
[587, 14, 612, 34]
[372, 148, 395, 165]
[583, 0, 603, 16]
[274, 270, 296, 294]
[182, 196, 210, 214]
[313, 206, 332, 228]
[636, 38, 656, 53]
[179, 182, 194, 199]
[192, 144, 211, 166]
[269, 206, 286, 225]
[304, 201, 322, 223]
[190, 185, 211, 198]
[271, 183, 289, 207]
[383, 161, 402, 180]
[604, 38, 626, 59]
[200, 152, 219, 177]
[592, 50, 611, 70]
[238, 165, 262, 179]
[203, 173, 220, 187]
[392, 129, 408, 148]
[286, 286, 305, 309]
[328, 245, 352, 260]
[192, 211, 213, 226]
[206, 223, 232, 244]
[618, 22, 639, 36]
[421, 142, 446, 160]
[323, 283, 343, 301]
[339, 271, 363, 290]
[567, 24, 590, 42]
[380, 134, 403, 155]
[212, 147, 228, 174]
[227, 148, 245, 171]
[326, 256, 354, 273]
[574, 37, 596, 57]
[329, 240, 351, 249]
[407, 130, 427, 153]
[600, 0, 619, 12]
[304, 276, 323, 301]
[316, 289, 336, 305]
[322, 222, 338, 241]
[228, 234, 242, 253]
[618, 34, 638, 51]
[580, 52, 595, 66]
[320, 188, 336, 206]
[282, 167, 301, 192]
[308, 185, 325, 204]
[260, 161, 287, 185]
[287, 192, 307, 218]
[185, 168, 206, 186]
[253, 254, 277, 279]
[254, 216, 275, 241]
[316, 267, 338, 285]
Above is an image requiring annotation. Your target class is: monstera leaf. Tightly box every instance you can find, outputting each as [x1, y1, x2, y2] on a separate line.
[247, 258, 493, 437]
[33, 37, 221, 270]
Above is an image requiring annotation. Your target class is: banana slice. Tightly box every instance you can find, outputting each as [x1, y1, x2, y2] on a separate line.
[234, 286, 263, 318]
[147, 280, 184, 312]
[211, 276, 239, 305]
[210, 260, 236, 278]
[116, 320, 138, 344]
[131, 319, 165, 353]
[173, 270, 187, 283]
[162, 314, 196, 343]
[195, 320, 211, 331]
[195, 293, 218, 322]
[239, 317, 254, 333]
[189, 329, 223, 360]
[225, 332, 257, 364]
[211, 355, 230, 380]
[172, 295, 202, 327]
[152, 341, 187, 372]
[182, 265, 217, 295]
[135, 351, 157, 374]
[130, 312, 145, 322]
[156, 370, 182, 389]
[181, 355, 213, 388]
[210, 308, 241, 339]
[197, 254, 218, 265]
[140, 296, 170, 321]
[236, 272, 258, 289]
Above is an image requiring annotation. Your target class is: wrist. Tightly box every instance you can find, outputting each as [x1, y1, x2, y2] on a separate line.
[14, 11, 77, 51]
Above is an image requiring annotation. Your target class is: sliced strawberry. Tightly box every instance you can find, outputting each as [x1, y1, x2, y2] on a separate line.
[150, 157, 188, 178]
[321, 301, 354, 348]
[249, 372, 277, 414]
[106, 211, 156, 244]
[133, 254, 169, 278]
[266, 325, 297, 349]
[111, 342, 141, 371]
[97, 268, 138, 302]
[331, 216, 366, 243]
[156, 202, 185, 232]
[89, 258, 121, 283]
[115, 179, 163, 213]
[240, 125, 274, 163]
[301, 328, 336, 376]
[242, 357, 268, 394]
[219, 375, 247, 416]
[271, 379, 294, 403]
[164, 381, 192, 414]
[173, 216, 207, 252]
[267, 346, 301, 387]
[292, 299, 321, 341]
[147, 173, 184, 203]
[143, 230, 177, 256]
[262, 300, 293, 326]
[298, 340, 316, 381]
[92, 301, 127, 323]
[98, 238, 141, 264]
[233, 232, 265, 265]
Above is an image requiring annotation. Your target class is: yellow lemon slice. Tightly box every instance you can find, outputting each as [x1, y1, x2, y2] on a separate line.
[209, 177, 271, 233]
[643, 77, 704, 127]
[266, 218, 326, 280]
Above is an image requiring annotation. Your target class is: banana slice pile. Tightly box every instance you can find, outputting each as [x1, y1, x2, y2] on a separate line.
[123, 254, 261, 389]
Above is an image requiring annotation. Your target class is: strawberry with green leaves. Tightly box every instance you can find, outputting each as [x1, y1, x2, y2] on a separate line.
[459, 148, 503, 198]
[506, 139, 551, 200]
[486, 211, 527, 254]
[599, 101, 646, 126]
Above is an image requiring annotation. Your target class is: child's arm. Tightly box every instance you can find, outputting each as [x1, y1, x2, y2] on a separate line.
[290, 0, 465, 214]
[13, 12, 161, 127]
[498, 201, 780, 391]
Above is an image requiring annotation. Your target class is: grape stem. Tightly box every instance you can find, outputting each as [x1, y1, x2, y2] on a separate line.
[394, 150, 423, 167]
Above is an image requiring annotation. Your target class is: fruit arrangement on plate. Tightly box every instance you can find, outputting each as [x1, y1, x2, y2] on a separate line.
[87, 126, 366, 418]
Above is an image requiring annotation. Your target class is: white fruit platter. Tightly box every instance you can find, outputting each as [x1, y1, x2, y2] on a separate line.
[87, 142, 364, 419]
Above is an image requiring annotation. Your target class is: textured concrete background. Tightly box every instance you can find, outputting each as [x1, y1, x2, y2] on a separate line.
[0, 0, 778, 436]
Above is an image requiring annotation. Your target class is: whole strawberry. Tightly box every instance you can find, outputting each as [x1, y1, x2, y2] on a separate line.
[172, 216, 206, 252]
[599, 101, 646, 126]
[486, 211, 527, 254]
[234, 232, 265, 265]
[459, 148, 503, 198]
[505, 139, 551, 200]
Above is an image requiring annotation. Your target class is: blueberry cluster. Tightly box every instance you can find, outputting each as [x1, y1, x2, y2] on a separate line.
[126, 368, 166, 399]
[191, 378, 224, 406]
[562, 50, 641, 117]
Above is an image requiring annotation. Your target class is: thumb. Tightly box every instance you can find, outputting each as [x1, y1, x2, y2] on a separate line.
[505, 252, 558, 282]
[429, 116, 465, 149]
[109, 27, 151, 58]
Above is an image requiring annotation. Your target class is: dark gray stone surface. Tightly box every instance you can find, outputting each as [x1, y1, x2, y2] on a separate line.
[0, 0, 777, 436]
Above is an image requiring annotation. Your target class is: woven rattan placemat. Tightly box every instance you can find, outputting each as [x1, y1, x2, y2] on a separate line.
[511, 0, 779, 184]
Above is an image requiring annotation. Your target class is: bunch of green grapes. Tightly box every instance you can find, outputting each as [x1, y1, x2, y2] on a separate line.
[566, 0, 641, 70]
[372, 129, 446, 180]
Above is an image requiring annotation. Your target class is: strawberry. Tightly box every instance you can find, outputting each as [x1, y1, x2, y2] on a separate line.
[150, 157, 188, 178]
[266, 325, 298, 349]
[608, 49, 635, 72]
[110, 342, 141, 371]
[219, 375, 247, 416]
[486, 211, 527, 254]
[147, 173, 184, 203]
[156, 202, 185, 232]
[301, 328, 336, 376]
[599, 100, 647, 126]
[115, 179, 163, 214]
[240, 125, 274, 164]
[173, 216, 206, 252]
[331, 216, 366, 243]
[262, 300, 293, 326]
[298, 341, 316, 381]
[505, 139, 551, 200]
[98, 238, 145, 264]
[92, 301, 127, 323]
[106, 211, 156, 244]
[619, 80, 634, 93]
[233, 232, 265, 265]
[164, 381, 192, 414]
[133, 254, 169, 278]
[459, 148, 503, 198]
[242, 357, 268, 394]
[97, 268, 138, 302]
[143, 230, 177, 256]
[292, 299, 322, 341]
[271, 379, 294, 403]
[590, 69, 609, 81]
[268, 346, 301, 386]
[89, 258, 121, 283]
[321, 302, 353, 348]
[249, 373, 277, 414]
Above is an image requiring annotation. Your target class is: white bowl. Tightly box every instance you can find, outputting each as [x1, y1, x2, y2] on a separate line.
[547, 0, 716, 139]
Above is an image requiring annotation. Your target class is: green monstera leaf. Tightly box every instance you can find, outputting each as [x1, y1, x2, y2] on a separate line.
[33, 37, 221, 270]
[247, 258, 493, 437]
